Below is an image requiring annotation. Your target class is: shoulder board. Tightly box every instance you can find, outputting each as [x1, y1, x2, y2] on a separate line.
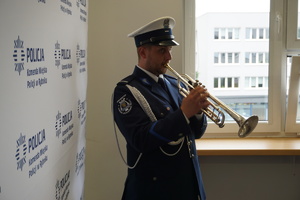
[164, 74, 177, 80]
[117, 75, 136, 86]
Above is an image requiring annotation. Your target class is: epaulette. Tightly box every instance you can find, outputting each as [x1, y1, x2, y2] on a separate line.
[164, 73, 177, 80]
[117, 75, 136, 86]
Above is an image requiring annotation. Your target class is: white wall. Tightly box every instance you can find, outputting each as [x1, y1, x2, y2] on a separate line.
[85, 1, 184, 199]
[0, 1, 87, 199]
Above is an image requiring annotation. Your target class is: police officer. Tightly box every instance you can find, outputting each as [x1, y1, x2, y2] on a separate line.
[113, 16, 210, 200]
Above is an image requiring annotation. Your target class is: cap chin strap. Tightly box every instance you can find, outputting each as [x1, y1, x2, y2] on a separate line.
[139, 35, 175, 46]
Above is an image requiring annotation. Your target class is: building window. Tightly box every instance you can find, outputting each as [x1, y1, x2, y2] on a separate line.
[214, 28, 240, 40]
[245, 77, 268, 88]
[214, 52, 240, 64]
[245, 52, 269, 64]
[246, 28, 269, 39]
[214, 77, 239, 88]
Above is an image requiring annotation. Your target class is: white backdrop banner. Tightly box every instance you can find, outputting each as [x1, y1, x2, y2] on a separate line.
[0, 0, 88, 199]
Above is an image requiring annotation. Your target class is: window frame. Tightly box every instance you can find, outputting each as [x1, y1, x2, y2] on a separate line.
[185, 0, 298, 137]
[286, 0, 300, 49]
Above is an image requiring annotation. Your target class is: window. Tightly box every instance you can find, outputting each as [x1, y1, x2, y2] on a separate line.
[214, 28, 240, 40]
[245, 52, 269, 64]
[245, 28, 269, 39]
[245, 77, 268, 88]
[214, 52, 240, 64]
[214, 77, 239, 89]
[185, 0, 300, 137]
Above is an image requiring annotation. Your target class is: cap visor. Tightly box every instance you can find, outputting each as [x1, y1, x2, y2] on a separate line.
[157, 40, 179, 46]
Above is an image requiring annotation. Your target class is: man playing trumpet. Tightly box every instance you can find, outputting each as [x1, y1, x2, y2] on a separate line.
[113, 16, 210, 200]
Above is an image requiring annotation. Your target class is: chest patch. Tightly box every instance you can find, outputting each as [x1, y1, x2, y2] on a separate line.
[117, 95, 132, 114]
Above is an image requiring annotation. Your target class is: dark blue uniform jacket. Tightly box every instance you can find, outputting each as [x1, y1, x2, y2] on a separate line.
[113, 66, 207, 200]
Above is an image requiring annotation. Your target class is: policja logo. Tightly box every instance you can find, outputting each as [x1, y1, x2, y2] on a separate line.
[13, 36, 25, 75]
[12, 36, 48, 88]
[12, 35, 45, 76]
[15, 133, 27, 171]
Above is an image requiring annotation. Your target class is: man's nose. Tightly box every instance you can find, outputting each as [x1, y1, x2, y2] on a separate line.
[166, 50, 172, 60]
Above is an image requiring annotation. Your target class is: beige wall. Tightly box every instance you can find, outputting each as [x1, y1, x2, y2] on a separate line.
[85, 1, 185, 199]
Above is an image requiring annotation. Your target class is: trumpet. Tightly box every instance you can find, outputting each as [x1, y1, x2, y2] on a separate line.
[165, 63, 258, 138]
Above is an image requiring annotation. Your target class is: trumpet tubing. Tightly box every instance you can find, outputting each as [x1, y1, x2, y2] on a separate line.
[165, 63, 258, 138]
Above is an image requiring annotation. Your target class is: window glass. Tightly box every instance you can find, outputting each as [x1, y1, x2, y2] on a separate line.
[220, 77, 225, 88]
[228, 77, 232, 88]
[246, 28, 250, 39]
[228, 28, 233, 39]
[214, 77, 218, 88]
[235, 53, 239, 63]
[234, 77, 239, 88]
[196, 0, 270, 123]
[252, 28, 257, 39]
[214, 28, 219, 39]
[234, 28, 239, 39]
[259, 28, 264, 39]
[259, 53, 264, 63]
[228, 53, 232, 63]
[245, 52, 250, 63]
[287, 56, 300, 122]
[221, 53, 225, 63]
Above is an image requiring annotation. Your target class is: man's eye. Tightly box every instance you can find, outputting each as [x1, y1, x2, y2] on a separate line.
[160, 49, 166, 53]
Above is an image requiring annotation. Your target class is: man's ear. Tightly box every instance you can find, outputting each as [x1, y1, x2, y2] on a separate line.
[138, 46, 147, 59]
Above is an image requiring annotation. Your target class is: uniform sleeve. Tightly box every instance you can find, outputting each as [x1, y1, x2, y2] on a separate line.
[189, 115, 207, 139]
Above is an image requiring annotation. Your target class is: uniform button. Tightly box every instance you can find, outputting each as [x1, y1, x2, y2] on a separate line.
[153, 177, 157, 181]
[166, 107, 171, 111]
[160, 112, 164, 116]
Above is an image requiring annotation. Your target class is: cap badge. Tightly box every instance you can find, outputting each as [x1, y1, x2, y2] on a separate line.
[163, 19, 170, 28]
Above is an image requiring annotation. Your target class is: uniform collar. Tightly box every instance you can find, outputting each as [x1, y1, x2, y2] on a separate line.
[136, 65, 165, 83]
[133, 66, 179, 109]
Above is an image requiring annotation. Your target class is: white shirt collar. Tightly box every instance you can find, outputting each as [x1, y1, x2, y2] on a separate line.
[136, 65, 164, 82]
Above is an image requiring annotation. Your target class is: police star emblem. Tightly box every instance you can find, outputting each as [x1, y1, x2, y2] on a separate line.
[117, 95, 132, 114]
[54, 41, 61, 68]
[13, 36, 25, 75]
[163, 19, 170, 28]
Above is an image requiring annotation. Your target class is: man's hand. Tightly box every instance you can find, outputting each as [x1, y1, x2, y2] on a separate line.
[180, 86, 210, 118]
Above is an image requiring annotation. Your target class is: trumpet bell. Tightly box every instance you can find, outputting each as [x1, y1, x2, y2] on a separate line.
[238, 115, 259, 138]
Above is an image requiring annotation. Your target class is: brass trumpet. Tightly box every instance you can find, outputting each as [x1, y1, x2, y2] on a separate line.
[165, 63, 258, 138]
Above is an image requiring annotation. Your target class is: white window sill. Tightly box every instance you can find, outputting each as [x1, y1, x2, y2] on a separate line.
[196, 138, 300, 156]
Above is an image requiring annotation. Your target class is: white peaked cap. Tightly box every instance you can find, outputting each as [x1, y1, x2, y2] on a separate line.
[128, 16, 179, 47]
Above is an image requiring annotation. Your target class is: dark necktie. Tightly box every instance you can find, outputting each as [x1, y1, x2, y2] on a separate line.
[158, 77, 167, 92]
[158, 77, 178, 109]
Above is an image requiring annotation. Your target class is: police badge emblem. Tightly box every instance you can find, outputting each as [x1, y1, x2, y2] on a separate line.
[117, 95, 132, 114]
[163, 18, 170, 28]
